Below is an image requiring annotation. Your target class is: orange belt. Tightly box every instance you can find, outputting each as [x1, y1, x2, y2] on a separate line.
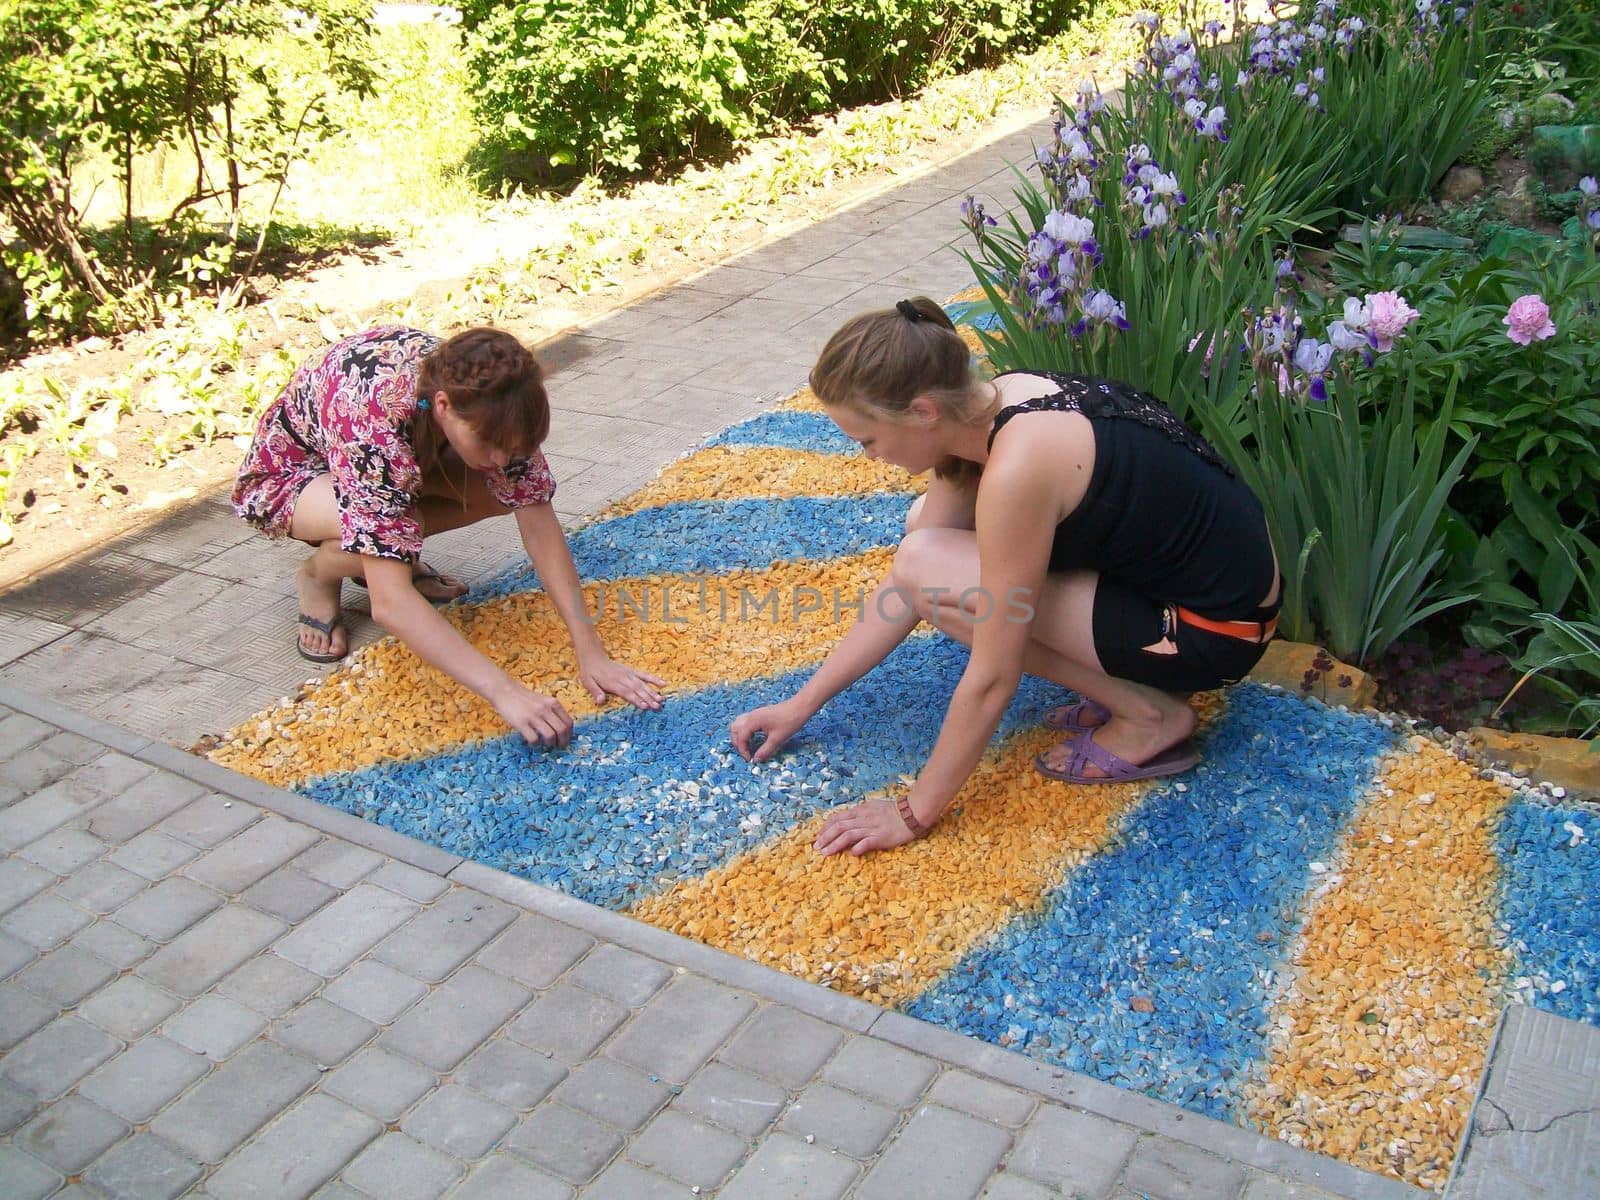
[1174, 606, 1278, 644]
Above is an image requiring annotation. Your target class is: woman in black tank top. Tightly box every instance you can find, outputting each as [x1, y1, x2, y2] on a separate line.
[729, 297, 1280, 857]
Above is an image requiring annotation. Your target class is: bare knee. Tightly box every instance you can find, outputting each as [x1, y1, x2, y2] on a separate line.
[904, 494, 927, 536]
[890, 528, 973, 620]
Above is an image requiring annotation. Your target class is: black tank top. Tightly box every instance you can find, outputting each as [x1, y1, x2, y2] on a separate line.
[987, 371, 1276, 620]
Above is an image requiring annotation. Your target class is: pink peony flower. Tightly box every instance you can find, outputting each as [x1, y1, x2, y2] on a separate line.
[1504, 294, 1556, 346]
[1363, 291, 1419, 351]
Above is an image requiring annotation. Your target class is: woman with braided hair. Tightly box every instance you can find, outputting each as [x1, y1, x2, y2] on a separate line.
[729, 297, 1279, 855]
[233, 326, 663, 746]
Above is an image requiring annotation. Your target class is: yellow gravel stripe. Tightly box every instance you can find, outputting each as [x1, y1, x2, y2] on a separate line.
[602, 446, 918, 519]
[1243, 738, 1512, 1192]
[634, 694, 1228, 1008]
[211, 550, 893, 788]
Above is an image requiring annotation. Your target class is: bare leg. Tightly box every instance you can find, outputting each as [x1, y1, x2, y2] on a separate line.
[283, 465, 510, 656]
[890, 527, 1198, 776]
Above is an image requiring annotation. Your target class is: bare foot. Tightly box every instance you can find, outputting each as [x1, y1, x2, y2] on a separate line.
[296, 557, 347, 660]
[1037, 704, 1198, 780]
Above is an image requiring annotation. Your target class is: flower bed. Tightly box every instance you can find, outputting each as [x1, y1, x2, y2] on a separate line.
[211, 332, 1600, 1192]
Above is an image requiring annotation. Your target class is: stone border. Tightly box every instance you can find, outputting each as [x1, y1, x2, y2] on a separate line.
[0, 680, 1425, 1199]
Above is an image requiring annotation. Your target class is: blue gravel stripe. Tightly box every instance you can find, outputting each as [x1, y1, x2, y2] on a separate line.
[1495, 795, 1600, 1024]
[470, 493, 913, 600]
[300, 636, 1065, 910]
[702, 411, 858, 455]
[905, 685, 1396, 1120]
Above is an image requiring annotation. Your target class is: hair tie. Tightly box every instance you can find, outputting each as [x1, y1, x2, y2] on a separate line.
[416, 395, 431, 412]
[895, 299, 922, 323]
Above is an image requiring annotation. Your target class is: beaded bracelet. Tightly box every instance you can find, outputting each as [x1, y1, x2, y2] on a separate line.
[896, 795, 929, 839]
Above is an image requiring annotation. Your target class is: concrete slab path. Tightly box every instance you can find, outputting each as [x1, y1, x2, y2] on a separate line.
[1, 110, 1592, 1199]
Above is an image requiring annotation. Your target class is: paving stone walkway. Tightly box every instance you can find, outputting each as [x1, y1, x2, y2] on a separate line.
[0, 685, 1416, 1200]
[1, 109, 1594, 1199]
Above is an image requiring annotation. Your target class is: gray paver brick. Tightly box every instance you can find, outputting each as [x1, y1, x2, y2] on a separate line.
[1008, 1106, 1138, 1196]
[780, 1082, 899, 1159]
[1, 1015, 120, 1099]
[0, 1077, 40, 1134]
[1121, 1137, 1248, 1200]
[979, 1172, 1059, 1199]
[0, 734, 101, 796]
[292, 838, 384, 888]
[19, 827, 102, 874]
[272, 998, 377, 1066]
[183, 816, 322, 894]
[206, 1093, 381, 1200]
[16, 1094, 129, 1171]
[927, 1070, 1037, 1127]
[150, 1041, 320, 1162]
[217, 950, 322, 1017]
[457, 1038, 568, 1111]
[113, 876, 225, 941]
[321, 958, 428, 1024]
[607, 974, 755, 1083]
[1239, 1178, 1343, 1200]
[554, 1057, 673, 1131]
[366, 860, 450, 902]
[158, 794, 260, 847]
[78, 1037, 211, 1123]
[81, 1132, 203, 1200]
[856, 1103, 1013, 1200]
[0, 710, 53, 755]
[107, 829, 202, 880]
[675, 1061, 788, 1137]
[273, 883, 418, 976]
[0, 1143, 65, 1200]
[240, 866, 337, 922]
[568, 943, 673, 1006]
[480, 915, 601, 992]
[373, 889, 517, 983]
[2, 891, 93, 949]
[79, 974, 183, 1040]
[719, 1130, 859, 1200]
[341, 1132, 465, 1200]
[135, 903, 284, 996]
[505, 981, 628, 1063]
[380, 964, 529, 1071]
[68, 919, 153, 969]
[402, 1084, 517, 1159]
[719, 1005, 844, 1089]
[628, 1108, 748, 1189]
[55, 860, 147, 913]
[322, 1046, 438, 1122]
[0, 744, 116, 838]
[585, 1160, 689, 1199]
[163, 994, 269, 1059]
[15, 943, 116, 1005]
[0, 928, 37, 980]
[451, 1155, 573, 1200]
[0, 982, 55, 1049]
[0, 858, 58, 914]
[821, 1036, 938, 1109]
[506, 1102, 624, 1183]
[84, 770, 207, 843]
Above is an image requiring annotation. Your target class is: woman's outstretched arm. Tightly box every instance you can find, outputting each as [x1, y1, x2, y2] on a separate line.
[729, 573, 923, 762]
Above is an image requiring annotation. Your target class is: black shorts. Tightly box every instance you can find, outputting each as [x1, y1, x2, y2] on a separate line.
[1091, 577, 1275, 693]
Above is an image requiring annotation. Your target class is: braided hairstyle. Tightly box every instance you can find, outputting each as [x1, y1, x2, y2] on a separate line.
[416, 328, 549, 457]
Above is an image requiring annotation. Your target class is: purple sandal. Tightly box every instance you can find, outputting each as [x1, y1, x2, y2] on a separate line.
[1034, 728, 1199, 784]
[1041, 698, 1111, 732]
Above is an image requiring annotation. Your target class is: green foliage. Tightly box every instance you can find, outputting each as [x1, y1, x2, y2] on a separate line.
[1327, 232, 1600, 531]
[457, 0, 1091, 181]
[0, 0, 375, 342]
[1207, 365, 1477, 666]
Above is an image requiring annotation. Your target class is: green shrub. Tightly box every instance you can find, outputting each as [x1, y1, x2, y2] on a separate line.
[457, 0, 1090, 181]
